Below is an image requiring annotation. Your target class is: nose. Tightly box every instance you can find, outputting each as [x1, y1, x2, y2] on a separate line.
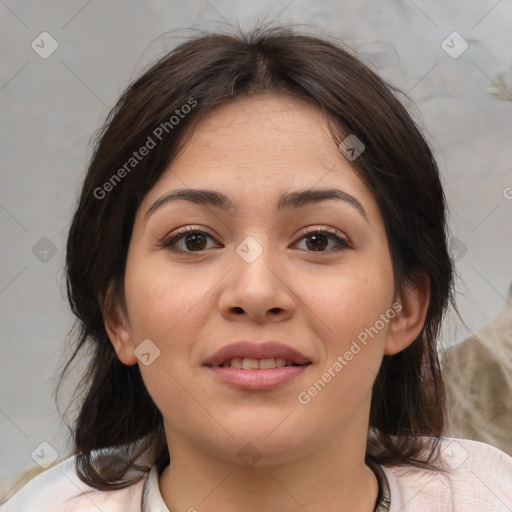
[218, 238, 296, 324]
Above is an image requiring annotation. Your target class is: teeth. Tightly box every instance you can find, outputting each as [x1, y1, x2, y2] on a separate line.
[242, 358, 259, 370]
[220, 357, 297, 369]
[259, 358, 276, 369]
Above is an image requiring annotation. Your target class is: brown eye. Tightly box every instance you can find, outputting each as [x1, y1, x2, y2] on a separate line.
[181, 232, 208, 251]
[305, 233, 329, 251]
[294, 229, 350, 252]
[162, 227, 219, 253]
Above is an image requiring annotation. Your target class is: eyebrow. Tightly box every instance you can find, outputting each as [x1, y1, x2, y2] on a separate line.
[145, 188, 368, 221]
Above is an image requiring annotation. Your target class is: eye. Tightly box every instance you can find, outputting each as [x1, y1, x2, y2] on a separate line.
[293, 228, 351, 252]
[161, 226, 220, 253]
[161, 226, 351, 254]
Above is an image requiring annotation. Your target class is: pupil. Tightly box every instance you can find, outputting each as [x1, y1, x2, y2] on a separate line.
[186, 234, 206, 251]
[307, 234, 327, 251]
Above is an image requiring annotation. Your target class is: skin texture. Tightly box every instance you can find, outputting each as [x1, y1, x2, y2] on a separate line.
[105, 94, 429, 512]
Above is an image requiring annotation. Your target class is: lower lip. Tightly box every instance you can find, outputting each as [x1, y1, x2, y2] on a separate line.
[206, 365, 310, 390]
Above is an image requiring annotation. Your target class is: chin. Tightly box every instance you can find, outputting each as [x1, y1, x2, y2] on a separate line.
[207, 414, 315, 467]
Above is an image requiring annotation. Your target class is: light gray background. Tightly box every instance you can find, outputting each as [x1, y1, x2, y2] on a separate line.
[1, 0, 511, 481]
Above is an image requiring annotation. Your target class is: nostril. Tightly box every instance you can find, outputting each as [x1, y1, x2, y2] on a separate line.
[233, 307, 244, 314]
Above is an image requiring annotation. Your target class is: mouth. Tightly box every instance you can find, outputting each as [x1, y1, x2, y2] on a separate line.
[203, 341, 312, 390]
[211, 357, 308, 369]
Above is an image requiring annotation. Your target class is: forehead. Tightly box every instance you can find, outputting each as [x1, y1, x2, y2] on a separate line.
[177, 94, 335, 164]
[140, 94, 378, 219]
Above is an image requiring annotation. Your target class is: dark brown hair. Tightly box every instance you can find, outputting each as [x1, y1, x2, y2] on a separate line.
[58, 24, 455, 491]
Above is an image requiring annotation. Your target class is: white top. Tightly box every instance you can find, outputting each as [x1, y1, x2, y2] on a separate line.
[2, 438, 511, 511]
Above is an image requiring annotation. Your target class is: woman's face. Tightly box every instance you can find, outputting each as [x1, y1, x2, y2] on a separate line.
[109, 94, 414, 465]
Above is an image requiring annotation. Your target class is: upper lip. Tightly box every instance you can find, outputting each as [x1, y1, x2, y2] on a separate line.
[203, 341, 312, 367]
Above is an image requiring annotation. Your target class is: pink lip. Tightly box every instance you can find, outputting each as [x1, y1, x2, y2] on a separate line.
[203, 341, 312, 391]
[208, 365, 309, 390]
[203, 341, 311, 367]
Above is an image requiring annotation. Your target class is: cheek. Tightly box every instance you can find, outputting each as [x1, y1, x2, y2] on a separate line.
[296, 293, 392, 435]
[122, 258, 217, 425]
[298, 252, 394, 400]
[123, 256, 218, 343]
[306, 255, 394, 341]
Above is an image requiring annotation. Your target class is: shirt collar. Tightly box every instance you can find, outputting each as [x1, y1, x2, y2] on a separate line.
[141, 465, 171, 512]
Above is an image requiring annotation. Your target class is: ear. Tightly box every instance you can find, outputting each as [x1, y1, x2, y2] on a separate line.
[384, 274, 430, 356]
[102, 284, 138, 366]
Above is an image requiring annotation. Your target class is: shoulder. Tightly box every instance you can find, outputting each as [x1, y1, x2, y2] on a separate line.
[382, 438, 512, 511]
[0, 455, 147, 512]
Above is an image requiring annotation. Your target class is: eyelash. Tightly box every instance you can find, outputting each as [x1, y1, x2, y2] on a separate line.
[160, 225, 351, 254]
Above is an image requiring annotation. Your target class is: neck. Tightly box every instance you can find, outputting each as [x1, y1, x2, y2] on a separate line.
[159, 422, 378, 512]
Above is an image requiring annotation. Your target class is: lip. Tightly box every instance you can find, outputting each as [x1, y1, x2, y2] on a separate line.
[203, 341, 311, 367]
[207, 365, 310, 390]
[203, 341, 312, 391]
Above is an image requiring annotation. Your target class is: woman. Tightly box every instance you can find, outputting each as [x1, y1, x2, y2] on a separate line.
[3, 25, 511, 511]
